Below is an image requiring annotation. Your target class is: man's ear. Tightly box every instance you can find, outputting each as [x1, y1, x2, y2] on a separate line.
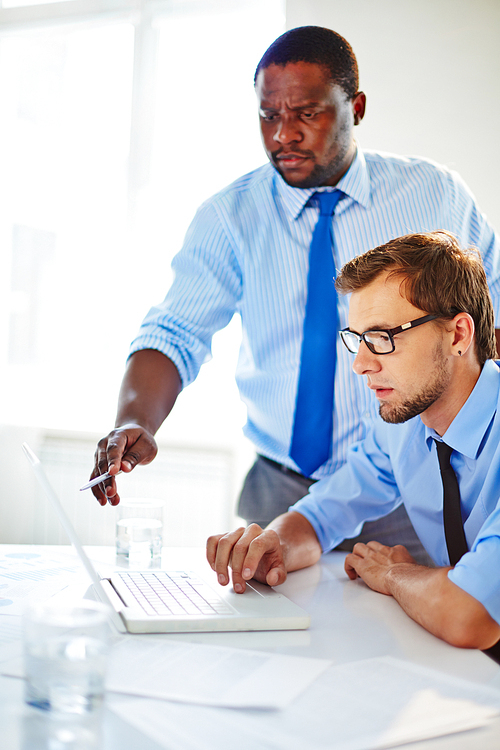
[352, 92, 366, 126]
[450, 313, 475, 357]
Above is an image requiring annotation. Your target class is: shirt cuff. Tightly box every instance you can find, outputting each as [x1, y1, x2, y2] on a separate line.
[448, 537, 500, 625]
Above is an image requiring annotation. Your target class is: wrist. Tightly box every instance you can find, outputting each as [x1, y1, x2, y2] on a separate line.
[384, 562, 414, 596]
[114, 419, 155, 436]
[280, 539, 291, 572]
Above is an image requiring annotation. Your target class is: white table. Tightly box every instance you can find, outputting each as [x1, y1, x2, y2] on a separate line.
[0, 545, 499, 749]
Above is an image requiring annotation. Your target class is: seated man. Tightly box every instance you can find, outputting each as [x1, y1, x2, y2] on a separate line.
[207, 231, 500, 652]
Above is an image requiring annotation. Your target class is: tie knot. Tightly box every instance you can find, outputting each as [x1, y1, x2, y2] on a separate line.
[314, 190, 343, 216]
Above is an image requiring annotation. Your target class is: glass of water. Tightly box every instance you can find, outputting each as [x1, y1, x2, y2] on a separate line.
[23, 600, 110, 715]
[115, 498, 164, 565]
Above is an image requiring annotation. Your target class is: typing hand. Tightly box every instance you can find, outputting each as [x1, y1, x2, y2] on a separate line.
[206, 524, 287, 593]
[90, 424, 158, 506]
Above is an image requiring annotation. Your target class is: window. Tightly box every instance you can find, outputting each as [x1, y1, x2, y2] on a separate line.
[0, 0, 285, 449]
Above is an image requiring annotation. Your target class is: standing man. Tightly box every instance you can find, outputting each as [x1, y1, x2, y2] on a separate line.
[207, 233, 500, 653]
[90, 27, 500, 563]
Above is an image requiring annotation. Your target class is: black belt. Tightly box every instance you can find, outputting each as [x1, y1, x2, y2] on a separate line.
[259, 455, 316, 482]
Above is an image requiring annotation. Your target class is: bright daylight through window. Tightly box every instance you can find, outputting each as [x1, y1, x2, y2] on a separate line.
[0, 0, 285, 451]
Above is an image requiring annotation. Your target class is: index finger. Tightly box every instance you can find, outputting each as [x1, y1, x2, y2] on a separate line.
[207, 528, 246, 587]
[229, 525, 275, 585]
[214, 525, 284, 593]
[206, 533, 226, 569]
[91, 435, 127, 505]
[105, 433, 131, 475]
[344, 552, 360, 580]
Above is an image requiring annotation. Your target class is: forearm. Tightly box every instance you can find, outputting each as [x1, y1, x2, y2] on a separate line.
[267, 512, 323, 573]
[116, 349, 182, 434]
[385, 563, 500, 649]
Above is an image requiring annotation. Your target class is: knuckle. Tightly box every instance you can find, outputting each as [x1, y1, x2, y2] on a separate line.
[107, 435, 123, 452]
[207, 534, 222, 550]
[232, 540, 250, 558]
[216, 534, 236, 555]
[248, 535, 267, 552]
[96, 438, 107, 454]
[247, 523, 263, 534]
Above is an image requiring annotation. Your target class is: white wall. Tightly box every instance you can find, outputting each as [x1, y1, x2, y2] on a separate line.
[3, 0, 499, 543]
[286, 0, 500, 229]
[0, 0, 284, 544]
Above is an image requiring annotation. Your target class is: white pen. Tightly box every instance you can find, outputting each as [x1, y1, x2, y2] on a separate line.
[79, 470, 122, 491]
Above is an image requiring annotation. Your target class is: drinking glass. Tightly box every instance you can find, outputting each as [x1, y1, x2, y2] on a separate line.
[115, 498, 164, 565]
[23, 600, 110, 715]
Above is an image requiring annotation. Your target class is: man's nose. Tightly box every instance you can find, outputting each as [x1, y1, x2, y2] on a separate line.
[352, 341, 381, 376]
[273, 115, 302, 145]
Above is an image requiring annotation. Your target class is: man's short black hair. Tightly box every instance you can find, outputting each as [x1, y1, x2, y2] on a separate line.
[254, 26, 359, 99]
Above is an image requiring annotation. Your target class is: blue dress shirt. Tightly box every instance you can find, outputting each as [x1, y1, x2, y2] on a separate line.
[130, 147, 500, 479]
[292, 360, 500, 625]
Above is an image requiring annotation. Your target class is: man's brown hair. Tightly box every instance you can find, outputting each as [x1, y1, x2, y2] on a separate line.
[335, 231, 496, 365]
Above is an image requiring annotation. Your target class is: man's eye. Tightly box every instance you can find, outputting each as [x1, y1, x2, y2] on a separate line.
[366, 332, 389, 344]
[301, 112, 316, 119]
[261, 113, 278, 122]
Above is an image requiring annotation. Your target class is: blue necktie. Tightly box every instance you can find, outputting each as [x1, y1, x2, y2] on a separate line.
[290, 190, 343, 476]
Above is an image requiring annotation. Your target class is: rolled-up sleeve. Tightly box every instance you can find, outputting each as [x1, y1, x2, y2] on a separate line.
[130, 201, 242, 387]
[447, 169, 500, 324]
[291, 420, 402, 552]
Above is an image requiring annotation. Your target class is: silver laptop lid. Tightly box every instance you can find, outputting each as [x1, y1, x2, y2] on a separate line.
[22, 443, 310, 634]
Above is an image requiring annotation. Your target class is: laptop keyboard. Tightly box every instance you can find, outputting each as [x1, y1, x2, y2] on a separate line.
[115, 570, 233, 617]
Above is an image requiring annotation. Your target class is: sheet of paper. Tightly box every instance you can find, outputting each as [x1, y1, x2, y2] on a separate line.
[0, 549, 81, 615]
[1, 634, 330, 710]
[109, 636, 330, 708]
[107, 656, 500, 750]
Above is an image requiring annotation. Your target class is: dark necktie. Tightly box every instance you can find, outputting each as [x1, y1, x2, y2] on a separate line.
[435, 440, 468, 566]
[290, 190, 343, 477]
[435, 440, 500, 664]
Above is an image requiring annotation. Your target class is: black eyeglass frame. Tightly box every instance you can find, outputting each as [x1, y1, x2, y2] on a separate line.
[340, 314, 439, 355]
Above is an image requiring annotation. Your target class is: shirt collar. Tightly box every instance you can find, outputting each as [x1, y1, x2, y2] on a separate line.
[273, 145, 371, 221]
[424, 359, 500, 458]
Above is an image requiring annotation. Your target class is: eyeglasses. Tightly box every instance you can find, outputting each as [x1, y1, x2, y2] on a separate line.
[339, 314, 438, 355]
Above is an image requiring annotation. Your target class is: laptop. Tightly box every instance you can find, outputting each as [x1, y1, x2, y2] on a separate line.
[22, 443, 310, 634]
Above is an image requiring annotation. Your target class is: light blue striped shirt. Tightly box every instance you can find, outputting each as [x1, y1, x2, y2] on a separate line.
[292, 360, 500, 624]
[130, 147, 500, 479]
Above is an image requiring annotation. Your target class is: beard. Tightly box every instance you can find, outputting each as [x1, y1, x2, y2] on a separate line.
[270, 123, 353, 189]
[379, 344, 450, 425]
[272, 155, 345, 189]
